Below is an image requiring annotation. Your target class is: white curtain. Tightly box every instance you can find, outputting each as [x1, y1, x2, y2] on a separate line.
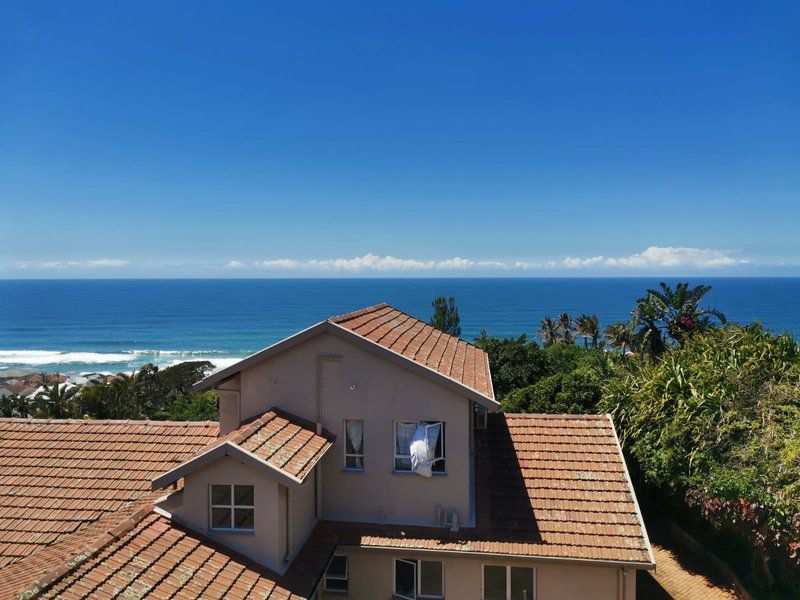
[410, 422, 441, 477]
[346, 420, 363, 468]
[396, 422, 416, 457]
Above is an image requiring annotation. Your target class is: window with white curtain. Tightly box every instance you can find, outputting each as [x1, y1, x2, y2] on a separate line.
[394, 421, 445, 474]
[344, 419, 364, 471]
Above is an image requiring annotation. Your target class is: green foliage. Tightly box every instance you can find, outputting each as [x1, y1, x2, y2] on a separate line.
[429, 296, 461, 337]
[477, 333, 610, 412]
[601, 324, 800, 587]
[502, 369, 602, 414]
[630, 281, 726, 360]
[50, 361, 217, 421]
[0, 394, 28, 417]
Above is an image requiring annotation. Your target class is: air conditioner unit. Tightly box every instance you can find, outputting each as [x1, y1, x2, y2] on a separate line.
[438, 506, 460, 532]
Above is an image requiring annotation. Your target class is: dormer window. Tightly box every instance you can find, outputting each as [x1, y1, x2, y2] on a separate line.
[210, 484, 254, 531]
[394, 421, 446, 475]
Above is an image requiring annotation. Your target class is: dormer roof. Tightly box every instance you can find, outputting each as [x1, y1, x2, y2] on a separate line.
[194, 303, 497, 408]
[152, 408, 335, 490]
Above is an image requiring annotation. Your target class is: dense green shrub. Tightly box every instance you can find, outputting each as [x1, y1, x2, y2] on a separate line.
[601, 324, 800, 590]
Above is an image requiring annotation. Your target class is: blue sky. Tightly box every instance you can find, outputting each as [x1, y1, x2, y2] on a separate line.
[2, 1, 798, 278]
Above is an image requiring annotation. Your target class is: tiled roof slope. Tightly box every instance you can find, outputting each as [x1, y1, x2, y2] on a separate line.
[329, 303, 494, 401]
[233, 409, 334, 480]
[331, 413, 653, 566]
[2, 504, 337, 600]
[154, 409, 334, 489]
[0, 418, 218, 569]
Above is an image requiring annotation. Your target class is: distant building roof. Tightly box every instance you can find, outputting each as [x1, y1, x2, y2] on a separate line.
[153, 408, 335, 489]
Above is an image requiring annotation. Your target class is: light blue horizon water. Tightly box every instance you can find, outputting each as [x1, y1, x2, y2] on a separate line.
[0, 278, 797, 375]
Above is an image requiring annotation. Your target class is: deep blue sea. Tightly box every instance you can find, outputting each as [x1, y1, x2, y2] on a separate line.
[1, 278, 798, 375]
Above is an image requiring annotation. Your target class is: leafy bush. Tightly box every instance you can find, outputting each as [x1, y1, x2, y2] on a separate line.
[601, 324, 800, 589]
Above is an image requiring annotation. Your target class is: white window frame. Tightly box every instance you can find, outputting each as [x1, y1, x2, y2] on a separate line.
[209, 484, 255, 532]
[392, 558, 419, 600]
[324, 554, 349, 593]
[343, 419, 364, 472]
[481, 564, 536, 600]
[392, 558, 445, 599]
[393, 420, 446, 474]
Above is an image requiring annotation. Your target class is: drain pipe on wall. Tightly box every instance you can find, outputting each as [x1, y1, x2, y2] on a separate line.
[617, 566, 628, 600]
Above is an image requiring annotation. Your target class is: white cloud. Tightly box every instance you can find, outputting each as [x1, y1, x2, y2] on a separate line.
[254, 259, 302, 269]
[85, 258, 129, 267]
[515, 247, 745, 270]
[226, 260, 244, 269]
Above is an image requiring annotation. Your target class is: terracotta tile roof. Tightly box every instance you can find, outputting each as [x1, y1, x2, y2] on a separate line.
[329, 303, 494, 401]
[0, 418, 218, 570]
[329, 413, 653, 567]
[153, 409, 334, 489]
[1, 503, 337, 600]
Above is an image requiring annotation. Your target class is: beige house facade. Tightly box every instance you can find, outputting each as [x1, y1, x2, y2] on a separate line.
[0, 304, 653, 600]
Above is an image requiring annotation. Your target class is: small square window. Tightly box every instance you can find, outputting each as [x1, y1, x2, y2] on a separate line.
[210, 484, 254, 531]
[483, 565, 535, 600]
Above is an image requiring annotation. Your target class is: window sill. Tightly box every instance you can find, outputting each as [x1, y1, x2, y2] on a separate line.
[392, 470, 447, 477]
[209, 528, 255, 536]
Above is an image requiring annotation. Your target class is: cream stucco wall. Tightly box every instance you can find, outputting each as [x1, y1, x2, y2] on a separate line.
[320, 548, 638, 600]
[235, 332, 473, 527]
[168, 456, 287, 573]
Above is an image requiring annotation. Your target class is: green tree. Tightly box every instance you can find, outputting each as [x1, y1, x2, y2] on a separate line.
[558, 313, 574, 344]
[575, 314, 600, 349]
[429, 296, 461, 337]
[0, 393, 28, 417]
[604, 321, 635, 353]
[475, 334, 546, 400]
[32, 374, 77, 418]
[631, 282, 727, 360]
[538, 317, 561, 347]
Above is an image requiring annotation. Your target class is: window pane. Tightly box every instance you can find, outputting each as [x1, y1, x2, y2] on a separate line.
[326, 555, 348, 578]
[483, 565, 506, 600]
[395, 559, 416, 598]
[420, 560, 443, 597]
[510, 567, 534, 600]
[211, 484, 230, 505]
[325, 578, 348, 592]
[432, 459, 446, 473]
[234, 485, 254, 506]
[211, 507, 231, 528]
[345, 455, 363, 470]
[345, 420, 363, 455]
[395, 457, 412, 471]
[234, 508, 254, 529]
[395, 422, 415, 455]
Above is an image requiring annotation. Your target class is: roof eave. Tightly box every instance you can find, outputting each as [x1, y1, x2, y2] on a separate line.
[193, 319, 498, 409]
[152, 441, 324, 490]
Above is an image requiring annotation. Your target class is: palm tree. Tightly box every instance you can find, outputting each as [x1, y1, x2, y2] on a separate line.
[32, 374, 77, 418]
[646, 282, 726, 346]
[575, 314, 600, 349]
[604, 321, 635, 353]
[539, 317, 561, 347]
[558, 313, 574, 344]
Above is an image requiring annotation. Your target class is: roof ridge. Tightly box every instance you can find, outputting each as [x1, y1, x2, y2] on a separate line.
[0, 417, 219, 427]
[499, 413, 610, 420]
[328, 302, 389, 323]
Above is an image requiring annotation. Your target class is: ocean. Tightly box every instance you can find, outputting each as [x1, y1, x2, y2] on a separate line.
[1, 278, 798, 376]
